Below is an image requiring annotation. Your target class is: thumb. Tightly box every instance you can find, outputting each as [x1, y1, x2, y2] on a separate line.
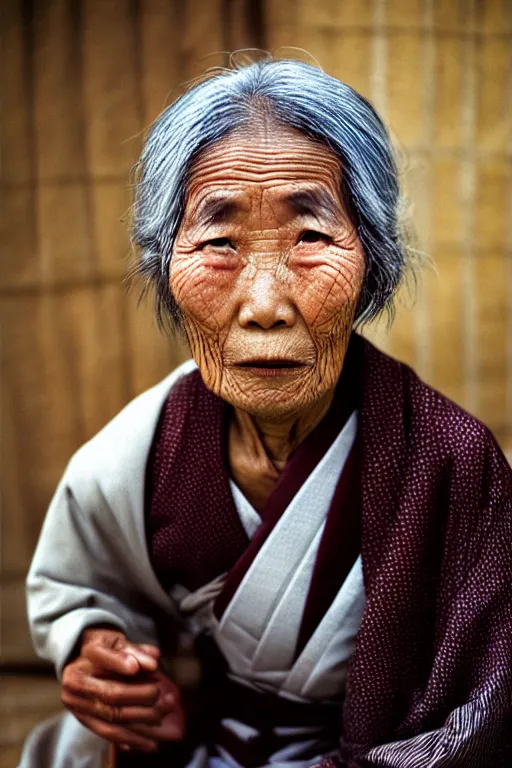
[82, 629, 158, 675]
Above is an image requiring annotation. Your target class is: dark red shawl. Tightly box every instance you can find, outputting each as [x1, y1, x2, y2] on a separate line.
[146, 335, 512, 767]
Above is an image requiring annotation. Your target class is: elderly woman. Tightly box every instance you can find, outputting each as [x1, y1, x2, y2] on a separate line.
[23, 60, 511, 768]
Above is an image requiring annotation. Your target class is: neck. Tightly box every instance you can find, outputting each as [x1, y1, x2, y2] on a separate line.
[233, 389, 335, 472]
[228, 389, 336, 513]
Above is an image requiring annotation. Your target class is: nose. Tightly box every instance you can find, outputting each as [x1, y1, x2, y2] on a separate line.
[237, 270, 297, 330]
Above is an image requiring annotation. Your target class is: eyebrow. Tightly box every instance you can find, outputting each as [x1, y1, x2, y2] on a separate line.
[188, 186, 343, 230]
[189, 195, 241, 229]
[284, 188, 341, 224]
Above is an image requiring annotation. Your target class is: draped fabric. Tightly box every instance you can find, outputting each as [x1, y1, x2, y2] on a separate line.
[145, 334, 512, 766]
[146, 337, 362, 630]
[23, 336, 512, 767]
[145, 342, 363, 768]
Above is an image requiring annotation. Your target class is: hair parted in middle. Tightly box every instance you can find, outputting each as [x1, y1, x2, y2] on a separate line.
[131, 55, 414, 330]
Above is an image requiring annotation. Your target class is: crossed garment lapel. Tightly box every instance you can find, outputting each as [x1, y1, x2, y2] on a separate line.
[213, 338, 362, 621]
[147, 334, 363, 652]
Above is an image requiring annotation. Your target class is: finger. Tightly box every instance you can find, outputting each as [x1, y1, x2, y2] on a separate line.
[138, 644, 161, 660]
[152, 671, 181, 707]
[82, 632, 159, 673]
[82, 643, 139, 676]
[64, 674, 160, 707]
[123, 644, 160, 672]
[156, 690, 178, 710]
[128, 714, 185, 742]
[83, 643, 158, 675]
[62, 690, 165, 726]
[74, 713, 158, 752]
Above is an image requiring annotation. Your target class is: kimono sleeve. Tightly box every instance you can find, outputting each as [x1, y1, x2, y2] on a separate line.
[26, 450, 166, 679]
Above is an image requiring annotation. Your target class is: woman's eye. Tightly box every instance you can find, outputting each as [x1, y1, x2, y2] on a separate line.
[200, 237, 236, 250]
[297, 230, 332, 244]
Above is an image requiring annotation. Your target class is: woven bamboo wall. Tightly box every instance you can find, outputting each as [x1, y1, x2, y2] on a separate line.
[0, 0, 260, 663]
[1, 0, 511, 663]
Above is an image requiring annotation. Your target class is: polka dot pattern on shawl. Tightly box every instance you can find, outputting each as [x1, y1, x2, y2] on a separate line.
[147, 371, 248, 592]
[146, 336, 512, 765]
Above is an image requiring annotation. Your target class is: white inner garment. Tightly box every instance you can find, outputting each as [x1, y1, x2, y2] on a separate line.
[174, 411, 366, 701]
[172, 411, 367, 768]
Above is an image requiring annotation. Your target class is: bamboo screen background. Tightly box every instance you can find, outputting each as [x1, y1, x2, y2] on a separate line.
[1, 0, 511, 663]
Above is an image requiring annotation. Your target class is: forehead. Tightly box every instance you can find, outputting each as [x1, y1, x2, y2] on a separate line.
[186, 126, 342, 199]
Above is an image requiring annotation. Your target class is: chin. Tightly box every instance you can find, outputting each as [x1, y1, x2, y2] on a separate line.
[235, 397, 308, 422]
[220, 372, 323, 421]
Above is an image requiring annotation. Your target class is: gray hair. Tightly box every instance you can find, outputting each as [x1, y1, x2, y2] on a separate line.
[131, 58, 410, 329]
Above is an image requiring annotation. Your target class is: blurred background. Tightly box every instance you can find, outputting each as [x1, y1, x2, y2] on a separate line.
[1, 0, 511, 762]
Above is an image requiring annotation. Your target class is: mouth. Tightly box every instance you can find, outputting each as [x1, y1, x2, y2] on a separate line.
[234, 359, 309, 377]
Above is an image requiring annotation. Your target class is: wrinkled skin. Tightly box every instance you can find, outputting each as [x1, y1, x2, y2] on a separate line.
[62, 628, 185, 753]
[171, 124, 366, 509]
[63, 125, 366, 753]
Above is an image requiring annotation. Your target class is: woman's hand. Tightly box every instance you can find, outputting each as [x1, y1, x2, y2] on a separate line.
[118, 669, 186, 749]
[61, 627, 185, 753]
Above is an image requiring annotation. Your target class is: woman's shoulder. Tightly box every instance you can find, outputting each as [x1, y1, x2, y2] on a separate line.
[398, 358, 510, 482]
[361, 335, 509, 472]
[66, 359, 198, 491]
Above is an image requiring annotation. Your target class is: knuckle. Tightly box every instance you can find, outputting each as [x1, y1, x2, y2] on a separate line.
[103, 704, 114, 722]
[67, 679, 87, 699]
[61, 667, 71, 684]
[103, 685, 123, 706]
[98, 701, 114, 722]
[62, 662, 81, 685]
[110, 705, 122, 724]
[101, 687, 115, 706]
[92, 698, 122, 725]
[65, 664, 86, 689]
[73, 658, 89, 675]
[81, 627, 100, 647]
[62, 677, 79, 696]
[112, 634, 126, 652]
[113, 708, 126, 724]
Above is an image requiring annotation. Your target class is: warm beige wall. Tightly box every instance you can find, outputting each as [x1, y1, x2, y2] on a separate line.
[1, 0, 511, 663]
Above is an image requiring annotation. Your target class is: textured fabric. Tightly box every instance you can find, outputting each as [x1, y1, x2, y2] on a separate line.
[18, 712, 108, 768]
[147, 334, 512, 767]
[295, 441, 361, 660]
[26, 361, 198, 679]
[147, 344, 360, 625]
[207, 411, 360, 696]
[25, 336, 512, 767]
[163, 409, 364, 768]
[216, 344, 361, 625]
[145, 372, 249, 593]
[343, 339, 512, 766]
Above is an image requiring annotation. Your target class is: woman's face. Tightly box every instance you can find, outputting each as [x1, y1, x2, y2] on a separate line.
[170, 124, 366, 420]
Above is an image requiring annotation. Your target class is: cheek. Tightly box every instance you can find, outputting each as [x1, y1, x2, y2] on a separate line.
[293, 250, 365, 332]
[170, 252, 239, 331]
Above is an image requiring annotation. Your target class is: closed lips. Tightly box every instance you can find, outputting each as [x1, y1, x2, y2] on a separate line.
[236, 359, 307, 368]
